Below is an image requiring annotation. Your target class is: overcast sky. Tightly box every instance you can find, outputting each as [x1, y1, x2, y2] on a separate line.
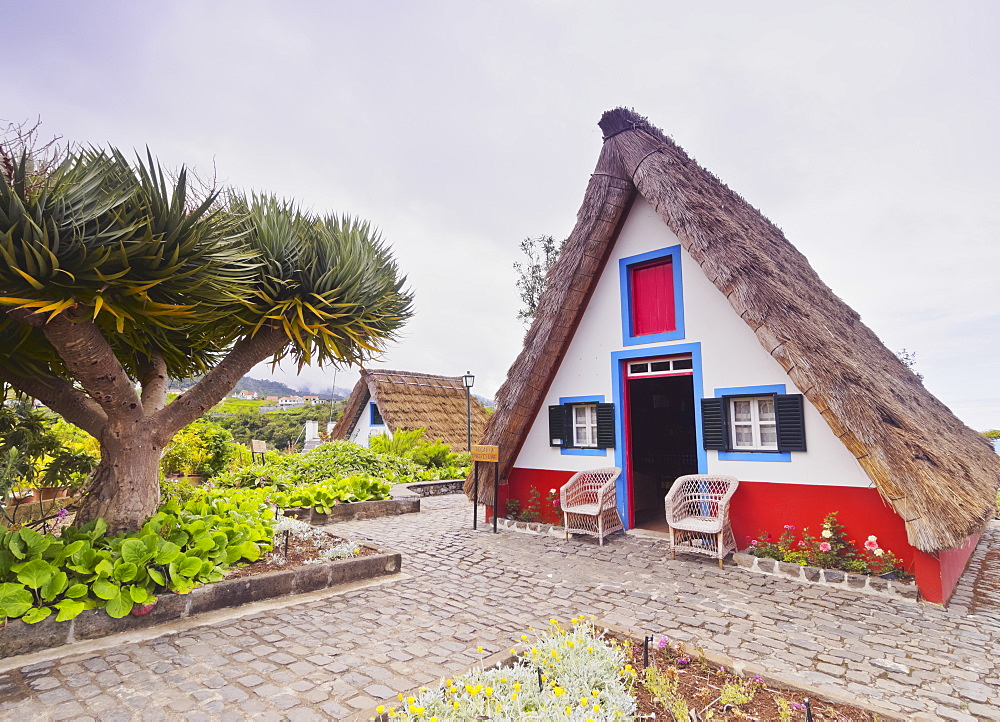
[7, 1, 999, 430]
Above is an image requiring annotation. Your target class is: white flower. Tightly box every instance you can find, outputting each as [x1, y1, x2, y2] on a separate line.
[821, 530, 833, 538]
[873, 548, 885, 557]
[867, 535, 878, 542]
[550, 488, 557, 494]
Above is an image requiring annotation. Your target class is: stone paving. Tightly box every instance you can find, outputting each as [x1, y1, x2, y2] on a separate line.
[1, 494, 999, 721]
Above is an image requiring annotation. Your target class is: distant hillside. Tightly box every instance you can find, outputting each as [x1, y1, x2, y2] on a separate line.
[170, 375, 350, 400]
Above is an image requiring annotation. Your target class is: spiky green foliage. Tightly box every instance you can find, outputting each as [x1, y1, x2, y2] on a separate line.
[0, 148, 412, 380]
[235, 196, 413, 369]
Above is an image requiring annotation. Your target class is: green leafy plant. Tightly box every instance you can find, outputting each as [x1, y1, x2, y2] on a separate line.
[0, 490, 275, 623]
[272, 475, 393, 513]
[160, 419, 238, 479]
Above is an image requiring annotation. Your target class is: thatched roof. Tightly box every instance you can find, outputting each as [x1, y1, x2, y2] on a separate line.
[470, 107, 1000, 553]
[332, 369, 489, 450]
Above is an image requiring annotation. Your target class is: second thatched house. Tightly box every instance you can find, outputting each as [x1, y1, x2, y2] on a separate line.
[470, 107, 999, 604]
[332, 369, 489, 451]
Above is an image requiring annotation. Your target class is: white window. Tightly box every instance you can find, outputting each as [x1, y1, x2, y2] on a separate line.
[729, 396, 778, 450]
[572, 404, 598, 448]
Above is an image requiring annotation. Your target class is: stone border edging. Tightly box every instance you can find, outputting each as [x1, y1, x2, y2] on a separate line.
[493, 517, 565, 537]
[732, 551, 919, 602]
[286, 496, 420, 525]
[0, 543, 402, 660]
[397, 479, 465, 496]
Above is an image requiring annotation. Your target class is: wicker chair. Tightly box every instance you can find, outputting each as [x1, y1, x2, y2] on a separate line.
[560, 467, 624, 546]
[664, 474, 739, 569]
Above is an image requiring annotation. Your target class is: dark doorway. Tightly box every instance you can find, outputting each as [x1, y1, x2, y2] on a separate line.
[626, 374, 698, 526]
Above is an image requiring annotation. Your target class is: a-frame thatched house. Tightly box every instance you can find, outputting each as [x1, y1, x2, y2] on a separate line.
[470, 108, 999, 604]
[332, 369, 489, 451]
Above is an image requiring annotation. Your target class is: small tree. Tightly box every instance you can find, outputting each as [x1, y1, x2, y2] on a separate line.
[0, 139, 412, 531]
[513, 234, 565, 324]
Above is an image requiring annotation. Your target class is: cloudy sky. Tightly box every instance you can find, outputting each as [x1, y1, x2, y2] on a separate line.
[7, 1, 999, 430]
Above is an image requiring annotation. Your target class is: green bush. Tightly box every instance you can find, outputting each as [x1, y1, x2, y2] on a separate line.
[0, 491, 274, 623]
[160, 419, 238, 479]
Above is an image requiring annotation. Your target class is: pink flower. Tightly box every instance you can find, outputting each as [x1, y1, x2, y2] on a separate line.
[819, 542, 832, 552]
[865, 539, 879, 551]
[784, 524, 795, 531]
[750, 539, 758, 546]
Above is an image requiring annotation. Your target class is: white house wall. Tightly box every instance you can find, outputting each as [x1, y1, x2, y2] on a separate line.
[513, 197, 872, 489]
[347, 397, 388, 448]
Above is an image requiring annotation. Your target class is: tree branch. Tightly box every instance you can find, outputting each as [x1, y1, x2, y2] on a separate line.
[0, 368, 107, 436]
[9, 308, 142, 420]
[139, 351, 169, 413]
[153, 325, 290, 436]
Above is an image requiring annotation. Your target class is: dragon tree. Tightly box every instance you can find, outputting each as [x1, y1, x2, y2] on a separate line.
[0, 144, 412, 532]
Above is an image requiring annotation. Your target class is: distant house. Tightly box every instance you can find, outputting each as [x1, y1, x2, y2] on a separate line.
[234, 390, 258, 400]
[167, 388, 185, 396]
[265, 396, 279, 403]
[278, 396, 304, 407]
[331, 369, 490, 451]
[470, 107, 1000, 604]
[302, 395, 320, 405]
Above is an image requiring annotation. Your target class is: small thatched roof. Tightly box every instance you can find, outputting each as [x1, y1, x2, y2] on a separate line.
[470, 107, 1000, 553]
[332, 369, 489, 450]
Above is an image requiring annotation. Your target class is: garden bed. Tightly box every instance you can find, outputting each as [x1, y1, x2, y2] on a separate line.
[604, 623, 898, 720]
[0, 539, 401, 659]
[370, 619, 900, 721]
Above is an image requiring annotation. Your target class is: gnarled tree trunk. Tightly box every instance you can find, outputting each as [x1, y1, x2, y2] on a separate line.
[74, 423, 165, 533]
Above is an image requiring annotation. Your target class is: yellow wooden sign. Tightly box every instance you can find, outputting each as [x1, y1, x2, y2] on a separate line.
[470, 444, 499, 462]
[250, 439, 267, 453]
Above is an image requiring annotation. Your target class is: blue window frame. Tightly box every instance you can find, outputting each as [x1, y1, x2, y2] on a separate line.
[619, 245, 685, 346]
[370, 402, 384, 426]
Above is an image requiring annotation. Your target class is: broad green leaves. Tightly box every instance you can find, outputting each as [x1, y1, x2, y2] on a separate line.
[0, 487, 275, 624]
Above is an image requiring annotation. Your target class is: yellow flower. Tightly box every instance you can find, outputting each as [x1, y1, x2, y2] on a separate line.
[553, 687, 565, 696]
[594, 704, 601, 713]
[512, 683, 521, 691]
[406, 697, 415, 704]
[591, 690, 599, 697]
[581, 697, 590, 705]
[477, 645, 484, 653]
[397, 693, 403, 701]
[587, 647, 593, 653]
[530, 647, 538, 655]
[484, 687, 493, 697]
[550, 618, 558, 624]
[565, 706, 573, 715]
[510, 648, 517, 655]
[452, 701, 460, 710]
[521, 634, 528, 641]
[566, 640, 575, 648]
[511, 693, 518, 700]
[376, 706, 385, 714]
[500, 677, 507, 683]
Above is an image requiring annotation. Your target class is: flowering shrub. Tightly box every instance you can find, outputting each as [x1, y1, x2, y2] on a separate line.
[381, 617, 636, 720]
[746, 512, 904, 577]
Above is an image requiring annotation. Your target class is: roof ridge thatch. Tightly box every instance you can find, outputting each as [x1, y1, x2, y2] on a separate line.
[469, 107, 1000, 552]
[331, 368, 489, 449]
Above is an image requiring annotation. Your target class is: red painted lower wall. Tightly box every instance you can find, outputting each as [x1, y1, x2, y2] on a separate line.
[506, 468, 979, 604]
[730, 481, 913, 569]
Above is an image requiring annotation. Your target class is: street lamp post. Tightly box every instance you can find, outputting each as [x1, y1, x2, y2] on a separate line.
[462, 371, 475, 452]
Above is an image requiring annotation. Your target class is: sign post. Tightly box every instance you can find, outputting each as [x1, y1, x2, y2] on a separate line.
[470, 445, 500, 533]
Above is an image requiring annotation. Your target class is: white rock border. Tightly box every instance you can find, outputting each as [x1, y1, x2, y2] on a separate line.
[732, 552, 920, 602]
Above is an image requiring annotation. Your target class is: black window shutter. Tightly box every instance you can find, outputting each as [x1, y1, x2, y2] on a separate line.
[596, 403, 616, 448]
[700, 397, 728, 450]
[548, 405, 565, 447]
[775, 394, 806, 452]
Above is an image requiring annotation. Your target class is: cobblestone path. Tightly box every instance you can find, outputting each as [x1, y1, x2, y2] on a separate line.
[1, 495, 998, 721]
